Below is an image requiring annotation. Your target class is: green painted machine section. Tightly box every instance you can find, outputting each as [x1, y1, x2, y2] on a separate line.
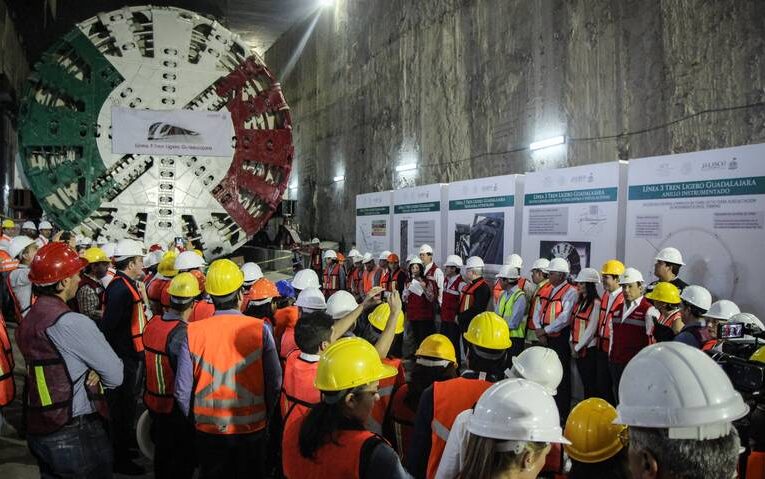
[18, 29, 124, 230]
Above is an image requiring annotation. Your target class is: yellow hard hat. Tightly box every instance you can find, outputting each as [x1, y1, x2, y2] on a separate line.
[205, 259, 244, 296]
[463, 311, 512, 350]
[193, 249, 204, 257]
[601, 259, 625, 277]
[751, 346, 765, 364]
[2, 219, 14, 229]
[314, 337, 398, 392]
[368, 303, 405, 334]
[415, 334, 457, 365]
[564, 398, 627, 463]
[82, 247, 110, 264]
[645, 282, 681, 304]
[158, 251, 178, 277]
[167, 272, 202, 299]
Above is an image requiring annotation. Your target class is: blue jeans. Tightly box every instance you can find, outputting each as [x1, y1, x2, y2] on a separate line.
[27, 414, 113, 479]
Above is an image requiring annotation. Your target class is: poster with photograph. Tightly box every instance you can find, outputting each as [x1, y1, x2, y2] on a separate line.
[521, 162, 626, 277]
[446, 175, 521, 269]
[355, 191, 393, 257]
[393, 184, 448, 265]
[625, 143, 765, 314]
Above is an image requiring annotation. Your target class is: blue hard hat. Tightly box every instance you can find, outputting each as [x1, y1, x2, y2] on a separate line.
[276, 279, 296, 299]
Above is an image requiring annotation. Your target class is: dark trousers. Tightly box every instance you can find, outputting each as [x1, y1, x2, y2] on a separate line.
[151, 410, 196, 479]
[410, 320, 436, 351]
[196, 430, 265, 479]
[27, 415, 113, 479]
[106, 355, 142, 463]
[439, 321, 461, 362]
[506, 337, 526, 368]
[576, 347, 598, 400]
[548, 329, 571, 424]
[595, 349, 615, 405]
[608, 361, 627, 405]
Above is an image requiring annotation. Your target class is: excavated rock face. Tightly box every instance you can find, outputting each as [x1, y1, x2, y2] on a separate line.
[266, 0, 765, 243]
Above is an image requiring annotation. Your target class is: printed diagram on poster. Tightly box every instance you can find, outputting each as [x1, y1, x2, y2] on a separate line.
[625, 144, 765, 314]
[393, 184, 448, 264]
[521, 162, 625, 277]
[447, 175, 520, 267]
[355, 191, 393, 257]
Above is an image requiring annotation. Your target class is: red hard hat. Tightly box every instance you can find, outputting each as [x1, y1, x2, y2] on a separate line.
[190, 269, 206, 292]
[28, 242, 88, 284]
[387, 253, 400, 263]
[149, 243, 163, 252]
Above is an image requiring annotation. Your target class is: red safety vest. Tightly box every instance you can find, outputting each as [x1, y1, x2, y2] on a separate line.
[571, 299, 598, 356]
[142, 315, 182, 413]
[610, 297, 652, 365]
[406, 278, 437, 321]
[746, 450, 765, 479]
[16, 296, 108, 435]
[322, 263, 342, 297]
[598, 290, 624, 353]
[366, 358, 405, 435]
[280, 350, 320, 427]
[441, 275, 465, 323]
[280, 326, 298, 364]
[187, 313, 266, 434]
[526, 280, 550, 333]
[0, 312, 15, 407]
[310, 247, 322, 270]
[348, 266, 362, 294]
[459, 278, 487, 313]
[282, 415, 380, 479]
[377, 269, 390, 291]
[390, 384, 416, 464]
[428, 377, 491, 479]
[538, 283, 575, 337]
[387, 269, 407, 293]
[190, 298, 215, 323]
[542, 442, 565, 477]
[113, 276, 148, 353]
[657, 309, 682, 328]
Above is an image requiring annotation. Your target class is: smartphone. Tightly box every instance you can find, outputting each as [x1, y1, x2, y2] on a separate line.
[383, 291, 391, 300]
[174, 236, 185, 248]
[718, 322, 744, 340]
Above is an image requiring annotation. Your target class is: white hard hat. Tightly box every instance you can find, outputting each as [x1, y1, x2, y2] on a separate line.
[729, 312, 764, 331]
[136, 410, 154, 460]
[38, 220, 53, 230]
[295, 287, 327, 311]
[574, 267, 601, 284]
[680, 285, 712, 312]
[408, 280, 424, 296]
[101, 242, 116, 259]
[174, 250, 205, 271]
[704, 300, 740, 321]
[408, 257, 423, 266]
[326, 290, 358, 320]
[378, 250, 392, 261]
[507, 346, 563, 395]
[361, 253, 374, 264]
[497, 265, 520, 280]
[348, 248, 362, 259]
[241, 262, 264, 283]
[323, 249, 337, 260]
[143, 250, 162, 268]
[0, 239, 9, 252]
[443, 255, 463, 268]
[531, 258, 550, 272]
[113, 239, 144, 261]
[655, 247, 685, 266]
[547, 257, 570, 274]
[311, 237, 320, 244]
[21, 221, 36, 231]
[618, 267, 644, 285]
[96, 236, 108, 246]
[419, 244, 433, 254]
[292, 269, 320, 290]
[465, 256, 484, 269]
[504, 254, 523, 269]
[9, 236, 35, 259]
[467, 379, 570, 445]
[614, 342, 748, 439]
[78, 236, 93, 247]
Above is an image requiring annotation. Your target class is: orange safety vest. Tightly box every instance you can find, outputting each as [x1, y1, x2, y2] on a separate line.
[747, 451, 765, 479]
[280, 327, 298, 364]
[274, 305, 299, 344]
[428, 377, 491, 479]
[0, 312, 15, 407]
[348, 266, 362, 294]
[458, 278, 487, 313]
[526, 280, 550, 333]
[280, 350, 320, 427]
[282, 415, 380, 479]
[113, 276, 148, 353]
[657, 309, 682, 328]
[377, 269, 390, 291]
[187, 313, 266, 434]
[539, 283, 575, 337]
[390, 384, 416, 464]
[361, 267, 377, 295]
[190, 298, 215, 323]
[598, 290, 624, 352]
[142, 315, 181, 413]
[365, 358, 405, 435]
[322, 263, 342, 296]
[571, 299, 597, 356]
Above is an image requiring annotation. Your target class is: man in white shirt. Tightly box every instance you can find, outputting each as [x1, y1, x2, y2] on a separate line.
[419, 244, 444, 305]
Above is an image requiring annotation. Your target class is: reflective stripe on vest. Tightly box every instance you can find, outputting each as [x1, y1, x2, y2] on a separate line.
[526, 280, 550, 331]
[323, 263, 341, 291]
[658, 309, 682, 327]
[362, 268, 376, 295]
[0, 313, 15, 407]
[610, 298, 651, 364]
[540, 283, 574, 336]
[441, 276, 463, 323]
[366, 358, 402, 434]
[571, 300, 596, 349]
[142, 315, 180, 414]
[598, 290, 624, 352]
[188, 314, 266, 434]
[280, 350, 320, 426]
[459, 278, 487, 313]
[498, 289, 526, 338]
[115, 276, 147, 353]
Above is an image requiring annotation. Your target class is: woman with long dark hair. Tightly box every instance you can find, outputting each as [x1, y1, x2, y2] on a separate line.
[569, 268, 602, 399]
[402, 257, 438, 348]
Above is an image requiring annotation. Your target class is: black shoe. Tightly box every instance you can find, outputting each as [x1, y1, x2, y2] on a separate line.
[113, 460, 145, 476]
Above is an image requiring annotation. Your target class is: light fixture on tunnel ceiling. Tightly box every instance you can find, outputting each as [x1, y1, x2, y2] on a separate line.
[529, 135, 566, 151]
[396, 163, 418, 172]
[318, 0, 334, 7]
[333, 175, 345, 183]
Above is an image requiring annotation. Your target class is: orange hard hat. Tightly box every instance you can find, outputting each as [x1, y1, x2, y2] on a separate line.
[28, 242, 88, 284]
[0, 249, 18, 273]
[387, 253, 400, 263]
[337, 253, 346, 262]
[251, 278, 279, 300]
[190, 269, 206, 292]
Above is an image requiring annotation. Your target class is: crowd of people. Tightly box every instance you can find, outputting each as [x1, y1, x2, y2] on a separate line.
[0, 217, 763, 479]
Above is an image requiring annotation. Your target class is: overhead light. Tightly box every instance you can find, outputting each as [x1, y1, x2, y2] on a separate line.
[318, 0, 334, 7]
[396, 163, 417, 172]
[333, 175, 345, 182]
[529, 135, 566, 151]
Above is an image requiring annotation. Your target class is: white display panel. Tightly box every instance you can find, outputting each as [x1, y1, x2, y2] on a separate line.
[625, 144, 765, 314]
[355, 191, 393, 257]
[393, 184, 448, 265]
